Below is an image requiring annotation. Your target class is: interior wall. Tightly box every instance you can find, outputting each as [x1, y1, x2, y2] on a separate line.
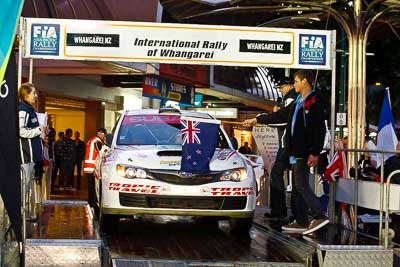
[46, 108, 86, 140]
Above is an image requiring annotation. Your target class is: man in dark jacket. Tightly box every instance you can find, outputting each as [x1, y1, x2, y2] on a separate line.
[248, 80, 298, 221]
[285, 70, 329, 234]
[244, 70, 329, 234]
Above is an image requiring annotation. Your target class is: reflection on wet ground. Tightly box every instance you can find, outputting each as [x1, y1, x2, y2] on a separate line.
[106, 216, 267, 261]
[28, 201, 100, 240]
[24, 201, 400, 266]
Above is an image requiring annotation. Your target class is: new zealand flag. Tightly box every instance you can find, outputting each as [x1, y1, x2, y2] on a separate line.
[180, 117, 220, 174]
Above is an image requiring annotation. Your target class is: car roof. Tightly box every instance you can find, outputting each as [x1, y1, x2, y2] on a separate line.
[123, 109, 214, 120]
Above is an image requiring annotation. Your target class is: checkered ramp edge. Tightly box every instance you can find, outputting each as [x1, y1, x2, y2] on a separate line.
[317, 245, 393, 267]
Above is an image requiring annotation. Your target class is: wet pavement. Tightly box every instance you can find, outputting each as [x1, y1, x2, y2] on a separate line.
[28, 200, 100, 240]
[104, 207, 311, 264]
[20, 195, 400, 266]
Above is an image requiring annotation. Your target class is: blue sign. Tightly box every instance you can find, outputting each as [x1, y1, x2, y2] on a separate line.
[179, 94, 203, 107]
[31, 24, 60, 56]
[299, 34, 326, 65]
[143, 76, 195, 105]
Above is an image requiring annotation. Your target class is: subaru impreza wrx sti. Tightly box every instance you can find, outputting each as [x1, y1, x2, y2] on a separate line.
[94, 108, 257, 232]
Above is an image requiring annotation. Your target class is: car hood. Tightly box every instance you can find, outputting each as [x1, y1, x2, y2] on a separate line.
[107, 145, 245, 171]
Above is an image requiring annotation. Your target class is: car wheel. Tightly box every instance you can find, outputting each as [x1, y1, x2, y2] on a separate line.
[98, 182, 118, 233]
[229, 218, 253, 234]
[99, 212, 118, 234]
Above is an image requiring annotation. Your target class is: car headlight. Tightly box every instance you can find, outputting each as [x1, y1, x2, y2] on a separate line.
[116, 164, 148, 179]
[219, 168, 247, 182]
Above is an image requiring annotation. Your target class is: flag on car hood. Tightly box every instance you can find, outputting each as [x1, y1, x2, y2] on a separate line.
[377, 87, 398, 167]
[180, 116, 220, 174]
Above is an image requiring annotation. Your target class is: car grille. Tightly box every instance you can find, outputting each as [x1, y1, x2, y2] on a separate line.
[148, 170, 221, 185]
[119, 193, 247, 210]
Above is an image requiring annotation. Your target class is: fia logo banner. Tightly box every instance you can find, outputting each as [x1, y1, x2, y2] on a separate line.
[31, 24, 60, 56]
[299, 34, 326, 66]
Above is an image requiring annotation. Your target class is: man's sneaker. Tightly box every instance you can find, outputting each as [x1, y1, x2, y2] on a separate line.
[281, 221, 308, 233]
[303, 218, 329, 235]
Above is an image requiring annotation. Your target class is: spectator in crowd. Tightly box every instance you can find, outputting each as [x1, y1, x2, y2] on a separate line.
[40, 135, 50, 200]
[60, 128, 76, 191]
[243, 80, 298, 221]
[239, 141, 252, 154]
[18, 83, 46, 221]
[48, 127, 56, 161]
[73, 131, 85, 190]
[52, 131, 64, 191]
[84, 128, 107, 207]
[366, 138, 400, 183]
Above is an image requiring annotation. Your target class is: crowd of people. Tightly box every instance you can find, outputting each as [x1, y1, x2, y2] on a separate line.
[18, 82, 107, 220]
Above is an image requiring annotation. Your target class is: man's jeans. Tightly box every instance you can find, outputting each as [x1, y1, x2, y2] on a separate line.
[292, 158, 323, 226]
[270, 148, 289, 217]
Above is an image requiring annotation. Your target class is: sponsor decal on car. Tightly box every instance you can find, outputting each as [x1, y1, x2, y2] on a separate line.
[108, 182, 161, 194]
[160, 160, 181, 166]
[209, 187, 254, 196]
[216, 148, 236, 160]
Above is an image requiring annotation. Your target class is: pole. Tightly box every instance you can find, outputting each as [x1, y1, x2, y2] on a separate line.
[338, 29, 347, 138]
[28, 58, 33, 83]
[328, 31, 337, 222]
[18, 18, 23, 89]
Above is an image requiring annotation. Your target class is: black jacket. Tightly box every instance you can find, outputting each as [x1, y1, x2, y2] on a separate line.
[257, 88, 298, 149]
[256, 91, 326, 159]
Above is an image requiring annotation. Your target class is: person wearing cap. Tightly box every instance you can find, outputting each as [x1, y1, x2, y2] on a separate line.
[84, 128, 107, 207]
[243, 78, 298, 222]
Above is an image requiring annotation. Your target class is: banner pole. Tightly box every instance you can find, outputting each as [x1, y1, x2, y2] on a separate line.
[28, 58, 33, 83]
[18, 18, 23, 88]
[328, 30, 337, 223]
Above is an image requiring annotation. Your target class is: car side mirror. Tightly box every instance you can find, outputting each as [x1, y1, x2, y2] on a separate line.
[230, 137, 238, 150]
[106, 133, 113, 145]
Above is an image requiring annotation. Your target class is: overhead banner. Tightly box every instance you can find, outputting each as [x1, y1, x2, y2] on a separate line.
[23, 17, 333, 70]
[143, 75, 195, 105]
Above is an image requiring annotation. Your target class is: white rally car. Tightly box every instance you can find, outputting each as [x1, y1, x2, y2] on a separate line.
[94, 108, 256, 232]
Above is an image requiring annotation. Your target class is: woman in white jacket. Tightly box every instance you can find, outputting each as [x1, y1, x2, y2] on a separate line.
[18, 83, 46, 221]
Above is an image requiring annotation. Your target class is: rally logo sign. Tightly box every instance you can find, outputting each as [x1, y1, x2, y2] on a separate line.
[299, 34, 326, 65]
[31, 24, 60, 56]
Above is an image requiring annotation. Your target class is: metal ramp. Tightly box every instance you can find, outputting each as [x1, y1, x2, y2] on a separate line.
[25, 239, 102, 266]
[24, 200, 102, 266]
[112, 259, 304, 267]
[316, 245, 393, 267]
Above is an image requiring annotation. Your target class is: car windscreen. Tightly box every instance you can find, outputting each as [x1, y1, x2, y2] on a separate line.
[117, 115, 181, 145]
[117, 114, 230, 148]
